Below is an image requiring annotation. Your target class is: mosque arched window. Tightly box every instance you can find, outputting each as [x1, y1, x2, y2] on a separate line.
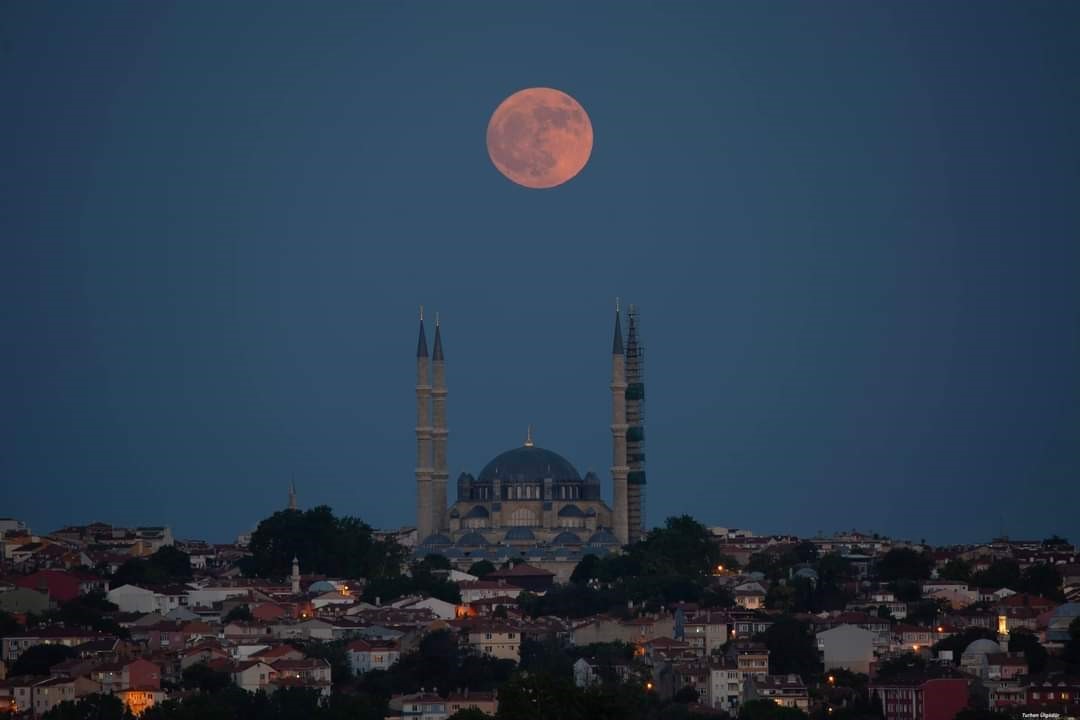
[509, 508, 537, 527]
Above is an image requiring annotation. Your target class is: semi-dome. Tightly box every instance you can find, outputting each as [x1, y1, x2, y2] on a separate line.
[558, 504, 586, 518]
[551, 531, 583, 546]
[456, 532, 489, 547]
[587, 529, 618, 545]
[504, 527, 536, 542]
[420, 533, 452, 547]
[478, 445, 582, 485]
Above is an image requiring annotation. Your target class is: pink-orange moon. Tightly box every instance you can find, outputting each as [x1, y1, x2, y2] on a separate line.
[486, 87, 593, 189]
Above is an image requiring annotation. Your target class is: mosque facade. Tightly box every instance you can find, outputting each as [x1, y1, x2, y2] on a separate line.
[412, 305, 647, 564]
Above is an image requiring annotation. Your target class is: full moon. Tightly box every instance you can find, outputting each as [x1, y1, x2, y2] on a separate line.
[486, 87, 593, 189]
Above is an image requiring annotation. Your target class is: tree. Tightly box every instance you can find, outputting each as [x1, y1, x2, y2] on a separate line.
[970, 560, 1020, 590]
[673, 686, 701, 704]
[224, 604, 253, 623]
[180, 662, 232, 693]
[939, 559, 972, 582]
[42, 694, 131, 720]
[1007, 629, 1047, 673]
[1042, 535, 1070, 548]
[1016, 564, 1062, 600]
[113, 546, 192, 587]
[876, 549, 932, 583]
[875, 654, 925, 680]
[630, 515, 721, 578]
[10, 643, 77, 676]
[295, 639, 353, 684]
[468, 561, 496, 579]
[570, 555, 601, 585]
[906, 599, 949, 626]
[243, 505, 407, 579]
[1064, 617, 1080, 667]
[760, 618, 821, 676]
[423, 554, 452, 571]
[0, 610, 22, 637]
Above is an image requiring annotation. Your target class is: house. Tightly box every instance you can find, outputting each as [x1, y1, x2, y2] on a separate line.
[683, 611, 732, 657]
[118, 687, 167, 716]
[386, 691, 446, 720]
[748, 674, 810, 711]
[893, 625, 936, 652]
[14, 570, 104, 603]
[817, 624, 876, 674]
[458, 620, 521, 661]
[571, 614, 676, 646]
[386, 689, 497, 719]
[485, 563, 555, 593]
[445, 689, 497, 717]
[869, 676, 969, 720]
[31, 676, 77, 717]
[231, 661, 277, 693]
[249, 644, 305, 664]
[391, 596, 458, 621]
[733, 583, 766, 610]
[2, 627, 104, 663]
[269, 658, 332, 698]
[456, 580, 523, 604]
[0, 588, 50, 615]
[347, 639, 401, 675]
[107, 585, 162, 614]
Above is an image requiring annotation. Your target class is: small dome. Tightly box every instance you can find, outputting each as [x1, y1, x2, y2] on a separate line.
[551, 531, 582, 546]
[558, 504, 585, 518]
[963, 639, 1002, 657]
[504, 527, 536, 542]
[420, 533, 452, 547]
[587, 529, 618, 545]
[457, 532, 489, 548]
[308, 580, 338, 593]
[449, 508, 460, 518]
[585, 507, 597, 516]
[463, 505, 490, 519]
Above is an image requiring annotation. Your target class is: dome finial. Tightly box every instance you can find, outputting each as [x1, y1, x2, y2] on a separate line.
[524, 425, 534, 447]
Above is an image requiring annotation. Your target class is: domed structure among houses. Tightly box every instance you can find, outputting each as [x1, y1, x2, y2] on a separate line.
[410, 304, 649, 568]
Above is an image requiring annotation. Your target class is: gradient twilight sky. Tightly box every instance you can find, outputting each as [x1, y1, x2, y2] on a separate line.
[3, 2, 1078, 545]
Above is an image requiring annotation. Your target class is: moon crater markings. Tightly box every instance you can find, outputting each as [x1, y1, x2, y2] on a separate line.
[486, 87, 593, 189]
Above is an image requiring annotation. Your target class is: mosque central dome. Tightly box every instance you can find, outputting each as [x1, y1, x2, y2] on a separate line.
[477, 445, 582, 485]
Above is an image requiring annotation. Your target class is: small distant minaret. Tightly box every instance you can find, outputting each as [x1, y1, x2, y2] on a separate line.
[291, 555, 300, 594]
[610, 300, 630, 546]
[287, 481, 297, 511]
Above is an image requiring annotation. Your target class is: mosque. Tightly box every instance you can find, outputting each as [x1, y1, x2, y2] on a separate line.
[412, 304, 648, 567]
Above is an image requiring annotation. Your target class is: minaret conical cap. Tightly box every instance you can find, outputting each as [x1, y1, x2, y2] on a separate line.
[432, 314, 444, 361]
[612, 301, 624, 355]
[416, 306, 429, 358]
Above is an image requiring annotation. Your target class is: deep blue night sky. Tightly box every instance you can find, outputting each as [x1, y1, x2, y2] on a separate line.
[3, 2, 1078, 544]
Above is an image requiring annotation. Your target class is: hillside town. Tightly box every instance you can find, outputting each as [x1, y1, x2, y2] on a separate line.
[0, 512, 1078, 720]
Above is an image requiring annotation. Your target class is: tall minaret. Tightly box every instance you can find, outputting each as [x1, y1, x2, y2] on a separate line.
[431, 314, 448, 532]
[625, 305, 647, 543]
[291, 555, 300, 594]
[415, 308, 434, 540]
[287, 481, 297, 511]
[610, 301, 630, 546]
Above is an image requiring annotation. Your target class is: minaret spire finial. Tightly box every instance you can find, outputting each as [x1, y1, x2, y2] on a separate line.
[616, 297, 620, 312]
[420, 305, 424, 321]
[525, 425, 534, 447]
[435, 311, 440, 327]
